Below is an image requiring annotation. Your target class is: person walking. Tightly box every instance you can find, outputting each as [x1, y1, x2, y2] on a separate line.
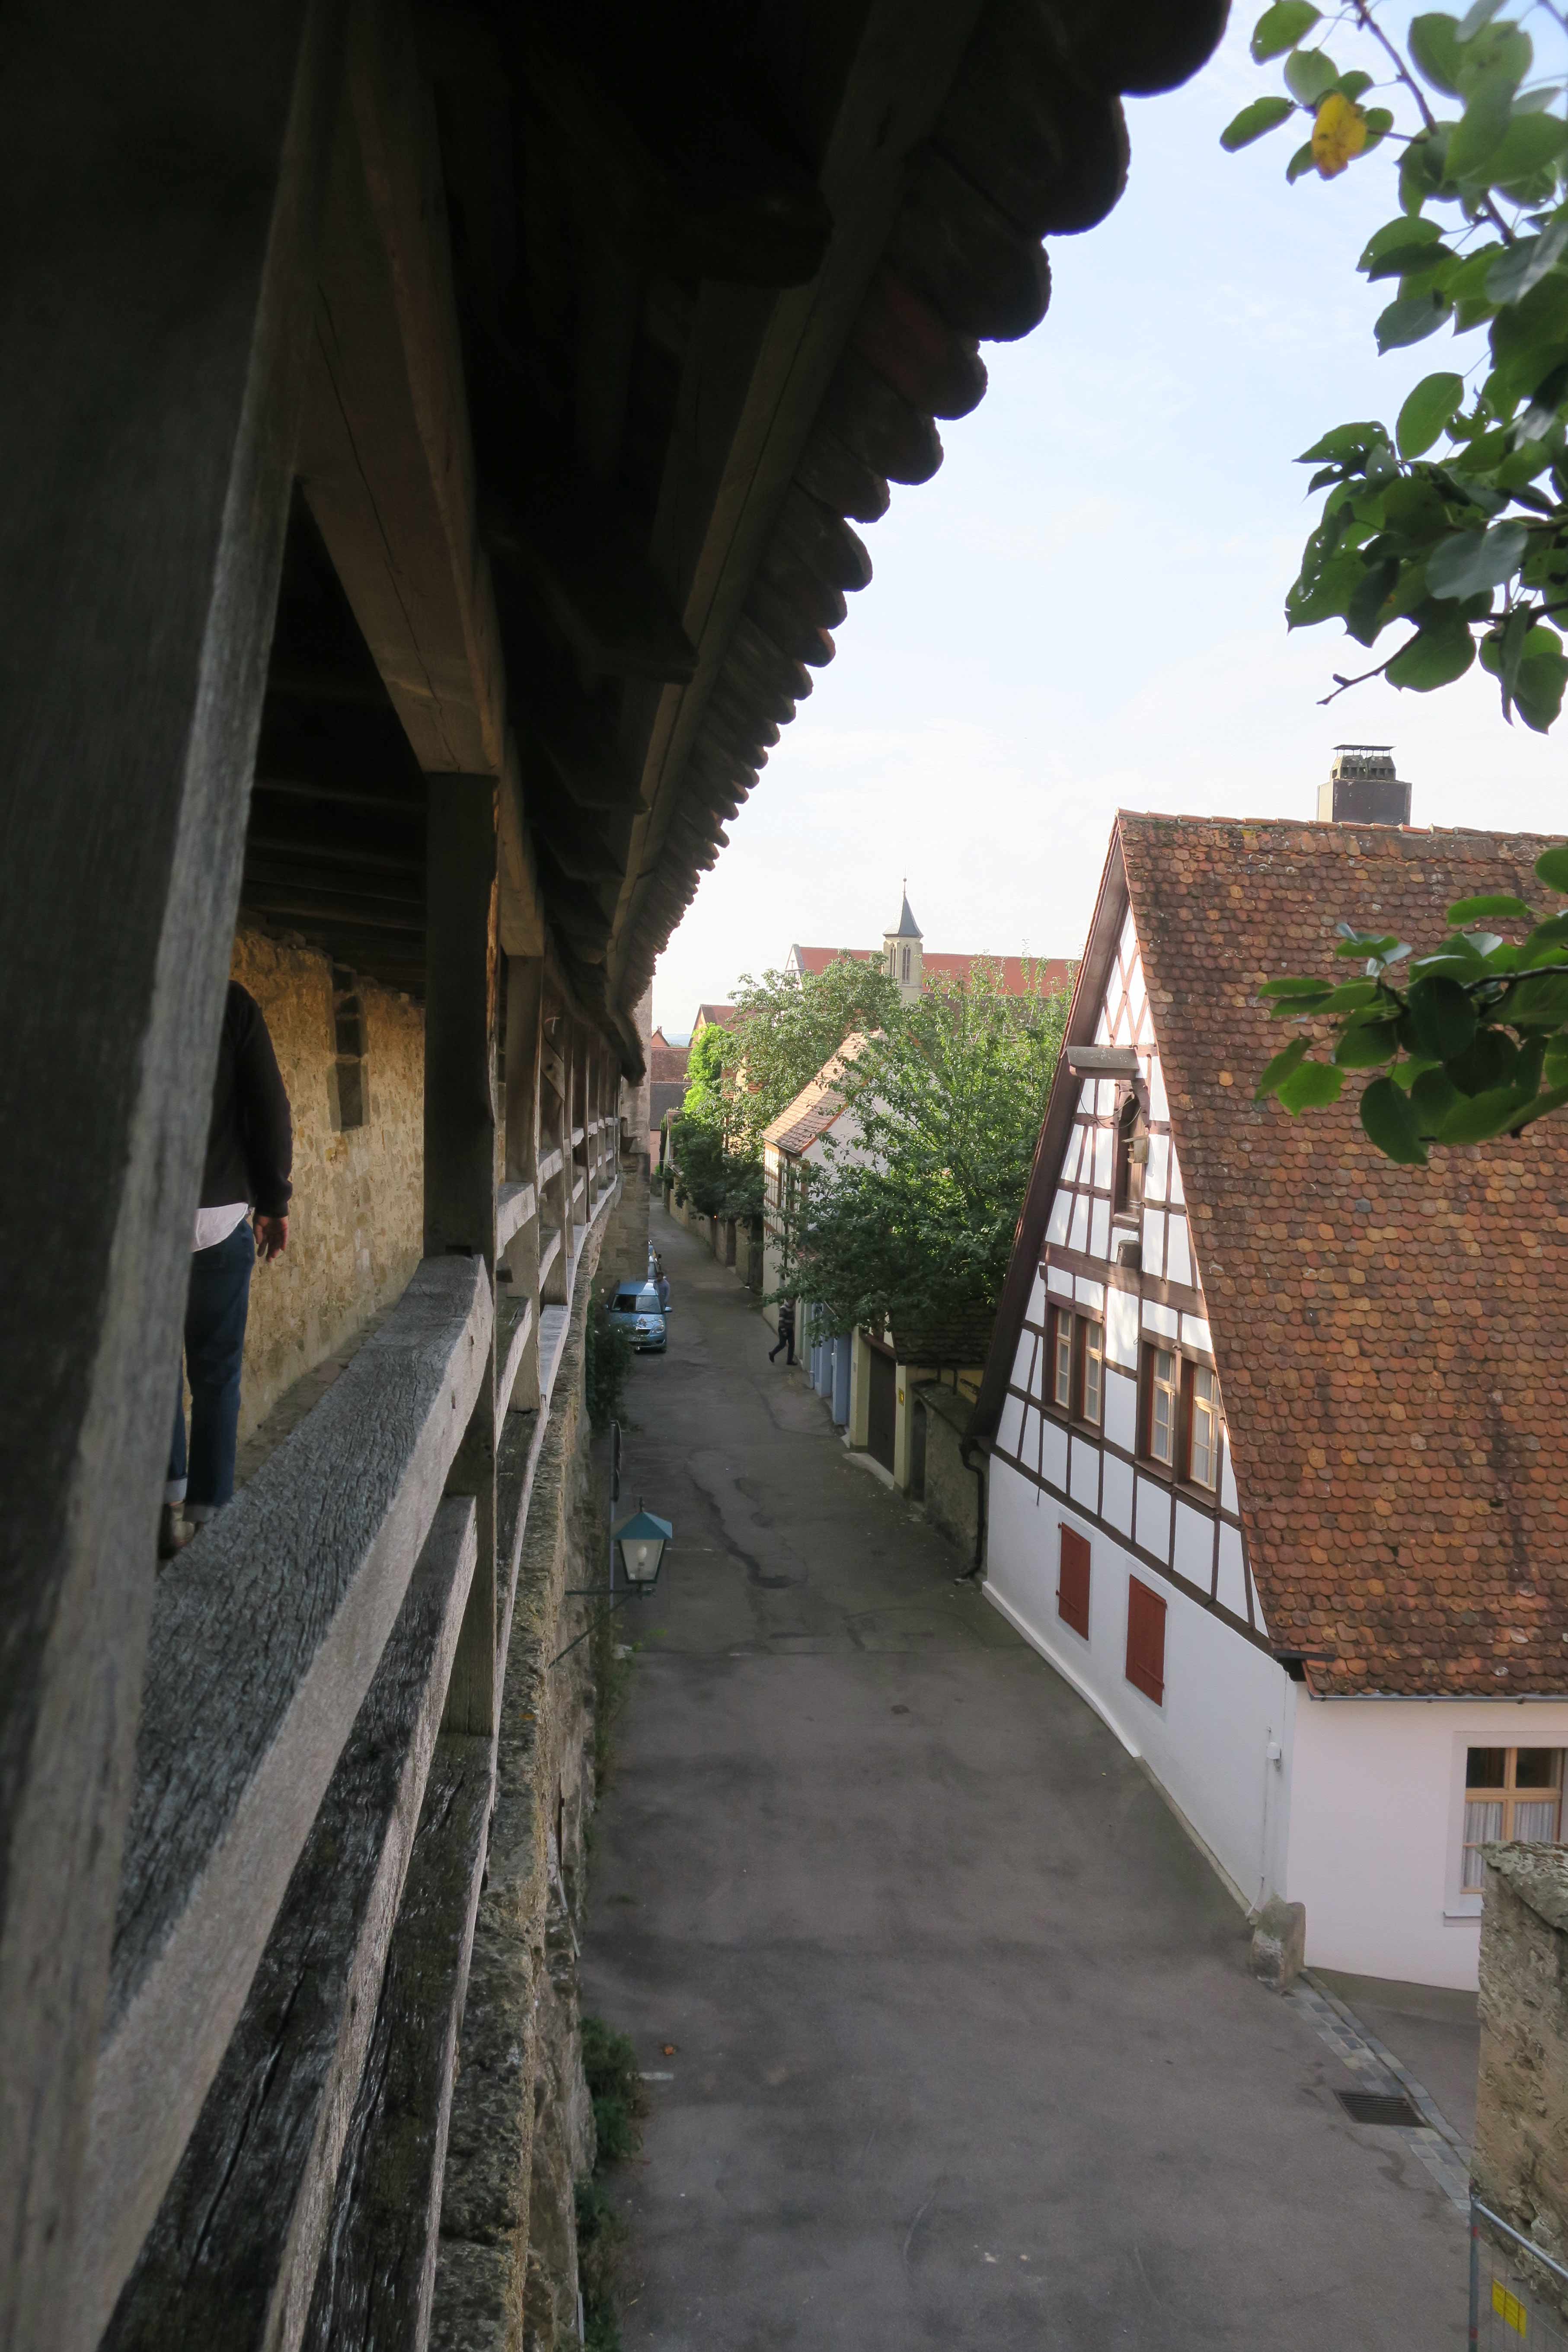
[161, 980, 293, 1558]
[768, 1298, 796, 1366]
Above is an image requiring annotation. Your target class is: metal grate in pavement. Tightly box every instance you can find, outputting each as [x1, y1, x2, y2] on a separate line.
[1336, 2090, 1423, 2128]
[1285, 1973, 1472, 2213]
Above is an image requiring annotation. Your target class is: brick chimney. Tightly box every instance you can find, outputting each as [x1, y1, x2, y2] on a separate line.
[1317, 745, 1411, 827]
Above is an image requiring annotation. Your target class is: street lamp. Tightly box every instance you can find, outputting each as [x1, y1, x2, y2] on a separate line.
[613, 1506, 671, 1591]
[552, 1421, 673, 1663]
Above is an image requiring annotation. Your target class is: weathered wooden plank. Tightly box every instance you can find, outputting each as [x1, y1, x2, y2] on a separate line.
[0, 9, 341, 2337]
[100, 1501, 478, 2352]
[497, 1295, 535, 1421]
[537, 1146, 565, 1190]
[82, 1254, 492, 2346]
[299, 1733, 493, 2352]
[496, 1183, 536, 1254]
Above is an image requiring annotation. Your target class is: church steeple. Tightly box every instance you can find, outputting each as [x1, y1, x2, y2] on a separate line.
[882, 880, 924, 1002]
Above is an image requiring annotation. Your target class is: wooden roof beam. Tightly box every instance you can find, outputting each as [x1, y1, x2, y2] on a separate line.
[297, 0, 506, 783]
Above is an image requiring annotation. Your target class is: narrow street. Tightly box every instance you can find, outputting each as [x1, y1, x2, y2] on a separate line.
[582, 1209, 1468, 2350]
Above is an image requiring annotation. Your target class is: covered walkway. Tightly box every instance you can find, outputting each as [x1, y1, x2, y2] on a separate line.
[583, 1210, 1466, 2350]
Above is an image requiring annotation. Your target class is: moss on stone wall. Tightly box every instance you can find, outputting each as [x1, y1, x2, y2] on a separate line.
[230, 928, 424, 1441]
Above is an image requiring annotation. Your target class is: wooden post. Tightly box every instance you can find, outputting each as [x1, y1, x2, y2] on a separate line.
[0, 8, 339, 2343]
[541, 1004, 572, 1306]
[503, 956, 543, 1413]
[425, 776, 499, 1739]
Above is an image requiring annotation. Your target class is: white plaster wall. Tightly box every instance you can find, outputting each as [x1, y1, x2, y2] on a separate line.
[986, 1457, 1295, 1912]
[1287, 1695, 1568, 1990]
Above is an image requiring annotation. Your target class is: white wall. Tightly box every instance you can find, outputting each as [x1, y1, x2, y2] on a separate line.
[986, 1455, 1295, 1913]
[1288, 1695, 1568, 1990]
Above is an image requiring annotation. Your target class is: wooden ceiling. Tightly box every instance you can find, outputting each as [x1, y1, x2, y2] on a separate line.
[241, 0, 1227, 1067]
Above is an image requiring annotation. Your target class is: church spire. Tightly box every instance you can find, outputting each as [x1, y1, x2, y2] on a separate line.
[891, 879, 922, 939]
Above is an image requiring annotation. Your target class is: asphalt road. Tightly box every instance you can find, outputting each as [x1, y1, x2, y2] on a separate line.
[581, 1205, 1469, 2351]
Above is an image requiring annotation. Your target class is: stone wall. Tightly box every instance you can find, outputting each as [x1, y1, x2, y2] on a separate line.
[1476, 1844, 1568, 2320]
[229, 926, 424, 1441]
[432, 1215, 610, 2351]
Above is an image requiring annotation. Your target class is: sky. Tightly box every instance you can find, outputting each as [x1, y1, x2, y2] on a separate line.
[650, 7, 1568, 1038]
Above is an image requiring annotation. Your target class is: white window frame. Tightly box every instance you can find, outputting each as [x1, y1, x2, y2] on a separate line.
[1444, 1734, 1568, 1918]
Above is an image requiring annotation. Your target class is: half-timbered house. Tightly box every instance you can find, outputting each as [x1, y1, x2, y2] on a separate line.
[972, 811, 1568, 1993]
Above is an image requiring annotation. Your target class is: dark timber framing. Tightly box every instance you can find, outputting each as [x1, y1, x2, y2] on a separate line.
[0, 2, 1227, 2346]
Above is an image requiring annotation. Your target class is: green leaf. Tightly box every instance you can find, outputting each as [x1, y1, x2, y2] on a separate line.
[1407, 973, 1480, 1058]
[1286, 137, 1318, 182]
[1298, 420, 1391, 465]
[1360, 105, 1395, 153]
[1255, 1037, 1310, 1099]
[1425, 521, 1529, 598]
[1221, 95, 1298, 152]
[1514, 627, 1568, 731]
[1535, 844, 1568, 891]
[1397, 371, 1466, 457]
[1360, 217, 1444, 271]
[1258, 974, 1337, 999]
[1447, 66, 1516, 180]
[1411, 1064, 1462, 1132]
[1360, 1075, 1429, 1163]
[1333, 1018, 1404, 1068]
[1376, 290, 1453, 352]
[1276, 1060, 1346, 1114]
[1487, 212, 1568, 307]
[1505, 967, 1568, 1024]
[1447, 893, 1532, 925]
[1439, 1083, 1533, 1142]
[1367, 239, 1458, 284]
[1448, 1025, 1519, 1093]
[1456, 0, 1506, 35]
[1488, 128, 1568, 220]
[1315, 980, 1383, 1012]
[1251, 0, 1322, 61]
[1386, 618, 1478, 689]
[1284, 48, 1338, 105]
[1521, 911, 1568, 960]
[1410, 13, 1464, 96]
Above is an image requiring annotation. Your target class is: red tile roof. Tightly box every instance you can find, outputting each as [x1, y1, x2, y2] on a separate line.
[762, 1035, 867, 1157]
[1115, 814, 1568, 1698]
[790, 945, 1071, 994]
[693, 1002, 736, 1029]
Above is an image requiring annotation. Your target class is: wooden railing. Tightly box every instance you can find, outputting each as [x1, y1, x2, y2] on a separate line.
[80, 984, 627, 2351]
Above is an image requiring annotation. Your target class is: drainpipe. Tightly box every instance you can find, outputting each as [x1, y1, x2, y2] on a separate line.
[957, 1436, 987, 1582]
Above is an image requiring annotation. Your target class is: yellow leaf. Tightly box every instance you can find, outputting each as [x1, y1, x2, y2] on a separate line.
[1312, 90, 1367, 178]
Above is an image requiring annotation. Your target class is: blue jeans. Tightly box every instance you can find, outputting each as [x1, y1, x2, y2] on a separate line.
[167, 1219, 255, 1513]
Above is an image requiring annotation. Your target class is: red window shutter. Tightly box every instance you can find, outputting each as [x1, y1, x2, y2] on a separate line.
[1058, 1526, 1091, 1638]
[1125, 1577, 1166, 1705]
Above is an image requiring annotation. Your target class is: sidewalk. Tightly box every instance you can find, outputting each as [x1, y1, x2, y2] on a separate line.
[581, 1209, 1468, 2350]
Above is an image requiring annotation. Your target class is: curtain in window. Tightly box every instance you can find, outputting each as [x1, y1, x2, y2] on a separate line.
[1463, 1800, 1504, 1889]
[1512, 1797, 1560, 1842]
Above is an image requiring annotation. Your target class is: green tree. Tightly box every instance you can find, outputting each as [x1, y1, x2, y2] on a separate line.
[782, 964, 1068, 1344]
[1225, 3, 1568, 1153]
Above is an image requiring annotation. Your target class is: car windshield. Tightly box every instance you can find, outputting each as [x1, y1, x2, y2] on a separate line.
[614, 1285, 661, 1312]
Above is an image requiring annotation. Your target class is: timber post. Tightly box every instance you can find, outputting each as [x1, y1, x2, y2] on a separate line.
[503, 956, 544, 1414]
[0, 7, 342, 2343]
[425, 775, 500, 1738]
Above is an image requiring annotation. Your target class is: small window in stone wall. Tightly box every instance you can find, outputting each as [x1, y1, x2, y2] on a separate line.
[329, 965, 369, 1131]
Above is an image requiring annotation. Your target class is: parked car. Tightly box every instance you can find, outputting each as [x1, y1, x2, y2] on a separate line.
[609, 1280, 667, 1353]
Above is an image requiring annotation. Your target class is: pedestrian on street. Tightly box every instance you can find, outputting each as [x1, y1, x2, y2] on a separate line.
[161, 980, 293, 1558]
[768, 1299, 796, 1366]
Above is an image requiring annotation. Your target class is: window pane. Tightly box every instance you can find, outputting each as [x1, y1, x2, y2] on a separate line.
[1054, 1319, 1073, 1406]
[1467, 1749, 1507, 1790]
[1511, 1797, 1561, 1843]
[1515, 1749, 1561, 1790]
[1083, 1329, 1102, 1424]
[1463, 1800, 1504, 1887]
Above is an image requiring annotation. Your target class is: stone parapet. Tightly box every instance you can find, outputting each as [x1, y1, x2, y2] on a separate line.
[1476, 1844, 1568, 2322]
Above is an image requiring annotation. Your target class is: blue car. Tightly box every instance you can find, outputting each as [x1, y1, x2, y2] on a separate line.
[609, 1280, 667, 1353]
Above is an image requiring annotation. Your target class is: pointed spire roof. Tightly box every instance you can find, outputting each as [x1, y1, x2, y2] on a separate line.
[889, 881, 922, 939]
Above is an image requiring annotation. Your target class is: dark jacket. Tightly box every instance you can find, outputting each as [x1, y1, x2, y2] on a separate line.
[202, 983, 293, 1215]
